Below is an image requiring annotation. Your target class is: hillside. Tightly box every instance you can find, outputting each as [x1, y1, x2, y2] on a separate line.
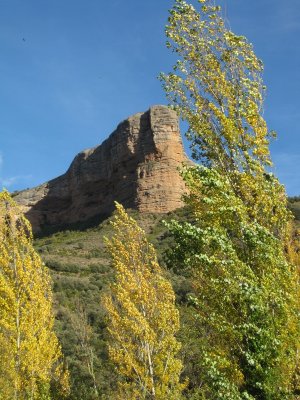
[10, 104, 191, 398]
[33, 198, 300, 398]
[288, 197, 300, 226]
[34, 207, 192, 399]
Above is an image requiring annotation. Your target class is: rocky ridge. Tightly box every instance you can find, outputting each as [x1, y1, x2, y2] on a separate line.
[15, 105, 189, 233]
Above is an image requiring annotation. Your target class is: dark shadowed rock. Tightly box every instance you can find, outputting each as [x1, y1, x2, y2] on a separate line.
[15, 105, 189, 233]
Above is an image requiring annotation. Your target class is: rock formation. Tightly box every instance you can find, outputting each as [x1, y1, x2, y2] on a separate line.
[14, 105, 189, 233]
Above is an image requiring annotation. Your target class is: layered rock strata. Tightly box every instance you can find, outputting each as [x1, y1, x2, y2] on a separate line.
[15, 105, 188, 232]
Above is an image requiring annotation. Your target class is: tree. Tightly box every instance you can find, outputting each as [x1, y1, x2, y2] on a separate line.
[70, 299, 99, 398]
[161, 1, 300, 398]
[166, 166, 299, 399]
[102, 203, 185, 400]
[0, 191, 69, 400]
[160, 0, 289, 236]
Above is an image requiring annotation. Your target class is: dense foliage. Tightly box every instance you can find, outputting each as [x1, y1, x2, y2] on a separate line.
[103, 203, 185, 399]
[0, 192, 69, 399]
[160, 0, 300, 398]
[33, 209, 188, 399]
[26, 201, 300, 399]
[1, 1, 299, 399]
[166, 167, 299, 399]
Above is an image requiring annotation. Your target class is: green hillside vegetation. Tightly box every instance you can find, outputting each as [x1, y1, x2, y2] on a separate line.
[288, 197, 300, 226]
[33, 202, 300, 399]
[34, 207, 193, 399]
[2, 1, 299, 398]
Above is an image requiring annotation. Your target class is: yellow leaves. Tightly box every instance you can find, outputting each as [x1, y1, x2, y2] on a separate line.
[103, 203, 185, 399]
[161, 0, 294, 240]
[162, 0, 272, 181]
[162, 1, 300, 397]
[0, 191, 69, 399]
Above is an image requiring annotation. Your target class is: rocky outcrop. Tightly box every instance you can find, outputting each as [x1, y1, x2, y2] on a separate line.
[15, 105, 189, 233]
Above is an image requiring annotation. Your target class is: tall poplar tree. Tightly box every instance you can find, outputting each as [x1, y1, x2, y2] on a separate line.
[0, 191, 69, 400]
[161, 1, 300, 398]
[103, 203, 185, 400]
[160, 0, 289, 236]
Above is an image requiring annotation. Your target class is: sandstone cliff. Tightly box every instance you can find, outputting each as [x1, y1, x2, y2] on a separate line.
[15, 105, 188, 232]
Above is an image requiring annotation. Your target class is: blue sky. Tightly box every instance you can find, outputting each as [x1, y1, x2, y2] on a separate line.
[0, 0, 300, 195]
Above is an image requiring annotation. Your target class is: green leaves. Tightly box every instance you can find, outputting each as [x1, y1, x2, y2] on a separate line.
[162, 1, 300, 383]
[164, 166, 299, 398]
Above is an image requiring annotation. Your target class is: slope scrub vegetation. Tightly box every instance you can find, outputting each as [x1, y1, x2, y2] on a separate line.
[1, 0, 299, 399]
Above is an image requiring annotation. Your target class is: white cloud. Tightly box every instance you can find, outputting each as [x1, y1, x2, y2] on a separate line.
[0, 177, 18, 188]
[0, 154, 33, 190]
[0, 175, 32, 190]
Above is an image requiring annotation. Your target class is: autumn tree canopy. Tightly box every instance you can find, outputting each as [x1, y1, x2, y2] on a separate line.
[0, 191, 69, 400]
[161, 1, 300, 398]
[103, 203, 185, 400]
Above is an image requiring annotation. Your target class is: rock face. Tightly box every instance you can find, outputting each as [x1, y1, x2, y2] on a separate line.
[15, 105, 188, 233]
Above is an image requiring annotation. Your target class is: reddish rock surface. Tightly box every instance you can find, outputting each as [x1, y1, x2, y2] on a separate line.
[14, 105, 189, 232]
